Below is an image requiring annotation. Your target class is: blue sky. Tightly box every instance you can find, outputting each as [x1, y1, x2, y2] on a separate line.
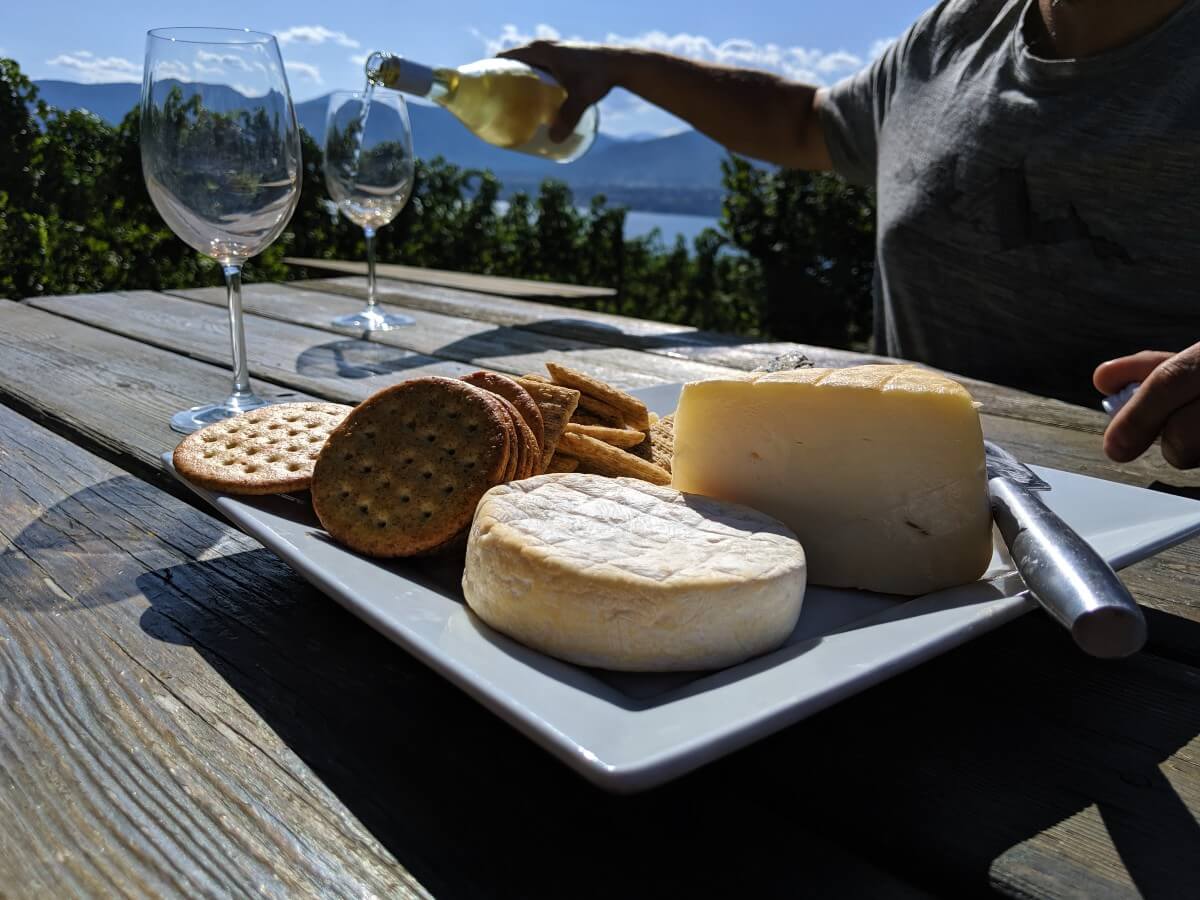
[6, 0, 931, 136]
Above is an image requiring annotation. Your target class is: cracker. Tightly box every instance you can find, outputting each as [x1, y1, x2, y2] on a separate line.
[546, 454, 579, 473]
[565, 422, 647, 449]
[545, 362, 650, 430]
[650, 413, 674, 472]
[173, 402, 352, 495]
[495, 395, 538, 481]
[557, 431, 671, 486]
[492, 397, 520, 484]
[460, 371, 544, 451]
[574, 392, 628, 427]
[310, 377, 509, 557]
[517, 377, 581, 472]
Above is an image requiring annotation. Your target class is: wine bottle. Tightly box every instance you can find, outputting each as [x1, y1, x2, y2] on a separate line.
[364, 52, 598, 163]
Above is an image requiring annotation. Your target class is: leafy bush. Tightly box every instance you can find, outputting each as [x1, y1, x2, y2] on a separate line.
[0, 57, 876, 348]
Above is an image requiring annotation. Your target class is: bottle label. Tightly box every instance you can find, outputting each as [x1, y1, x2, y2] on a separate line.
[388, 58, 435, 96]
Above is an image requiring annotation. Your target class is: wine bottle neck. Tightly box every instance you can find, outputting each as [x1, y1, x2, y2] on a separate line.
[373, 56, 443, 98]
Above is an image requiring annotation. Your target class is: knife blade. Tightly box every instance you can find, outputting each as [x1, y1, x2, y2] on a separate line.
[984, 441, 1146, 658]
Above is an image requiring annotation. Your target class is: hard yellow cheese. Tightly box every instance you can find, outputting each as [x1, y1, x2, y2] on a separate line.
[670, 365, 992, 595]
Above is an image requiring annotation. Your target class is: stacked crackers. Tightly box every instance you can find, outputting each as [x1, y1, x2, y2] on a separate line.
[521, 363, 674, 485]
[172, 366, 675, 559]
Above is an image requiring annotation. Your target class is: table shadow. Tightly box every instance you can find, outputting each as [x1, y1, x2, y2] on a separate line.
[126, 545, 1200, 899]
[295, 339, 439, 381]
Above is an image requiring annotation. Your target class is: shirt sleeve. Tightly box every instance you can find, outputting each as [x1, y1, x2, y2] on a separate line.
[817, 3, 948, 187]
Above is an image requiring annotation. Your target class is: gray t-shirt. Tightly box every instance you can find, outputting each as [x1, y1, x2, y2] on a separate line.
[818, 0, 1200, 406]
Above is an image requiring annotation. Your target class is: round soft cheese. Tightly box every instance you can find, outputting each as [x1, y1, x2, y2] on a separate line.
[462, 473, 807, 672]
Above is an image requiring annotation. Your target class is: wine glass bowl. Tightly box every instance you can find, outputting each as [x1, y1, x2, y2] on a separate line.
[323, 89, 416, 331]
[141, 27, 301, 432]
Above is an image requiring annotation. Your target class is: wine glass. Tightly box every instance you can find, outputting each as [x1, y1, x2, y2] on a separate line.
[140, 27, 302, 433]
[323, 88, 416, 330]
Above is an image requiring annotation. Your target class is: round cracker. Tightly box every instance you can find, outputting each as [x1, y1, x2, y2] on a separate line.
[461, 371, 544, 451]
[311, 377, 510, 557]
[495, 395, 538, 481]
[491, 396, 520, 484]
[173, 402, 352, 495]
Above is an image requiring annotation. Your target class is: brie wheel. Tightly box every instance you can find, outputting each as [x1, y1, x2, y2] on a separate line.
[463, 474, 807, 672]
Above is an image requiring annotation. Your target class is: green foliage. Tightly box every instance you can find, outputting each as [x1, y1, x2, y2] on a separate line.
[0, 57, 877, 348]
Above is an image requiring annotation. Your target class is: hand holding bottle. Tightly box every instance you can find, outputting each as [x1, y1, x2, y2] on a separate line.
[498, 41, 621, 143]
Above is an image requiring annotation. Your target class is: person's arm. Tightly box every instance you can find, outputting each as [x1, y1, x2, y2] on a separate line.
[499, 42, 831, 171]
[1094, 343, 1200, 469]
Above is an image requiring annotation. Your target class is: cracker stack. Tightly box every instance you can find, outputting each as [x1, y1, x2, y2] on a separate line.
[310, 374, 547, 557]
[521, 363, 673, 486]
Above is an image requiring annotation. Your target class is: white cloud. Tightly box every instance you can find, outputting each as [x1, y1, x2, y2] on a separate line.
[348, 52, 369, 67]
[193, 49, 255, 76]
[46, 50, 141, 83]
[285, 60, 323, 84]
[277, 25, 359, 48]
[473, 24, 874, 86]
[869, 37, 897, 60]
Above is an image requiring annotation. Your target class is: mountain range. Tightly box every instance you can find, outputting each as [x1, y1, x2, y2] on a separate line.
[33, 79, 729, 216]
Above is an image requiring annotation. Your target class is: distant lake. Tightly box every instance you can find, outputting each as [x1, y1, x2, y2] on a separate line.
[494, 202, 720, 248]
[622, 210, 721, 247]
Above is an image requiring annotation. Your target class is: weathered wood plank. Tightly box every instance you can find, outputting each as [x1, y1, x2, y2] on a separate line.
[0, 403, 933, 900]
[741, 613, 1200, 899]
[163, 282, 742, 391]
[0, 302, 312, 475]
[296, 276, 1118, 435]
[26, 290, 474, 405]
[0, 403, 429, 898]
[285, 256, 616, 300]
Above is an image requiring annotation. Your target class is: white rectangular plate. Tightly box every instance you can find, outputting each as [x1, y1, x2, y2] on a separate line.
[165, 383, 1200, 792]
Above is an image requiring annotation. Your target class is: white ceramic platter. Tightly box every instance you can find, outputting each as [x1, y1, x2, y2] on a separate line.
[165, 383, 1200, 792]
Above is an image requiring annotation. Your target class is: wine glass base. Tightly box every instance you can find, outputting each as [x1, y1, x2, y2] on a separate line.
[331, 309, 416, 331]
[170, 395, 274, 434]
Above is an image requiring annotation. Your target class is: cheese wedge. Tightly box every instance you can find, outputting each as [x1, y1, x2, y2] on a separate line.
[671, 365, 992, 595]
[463, 474, 807, 671]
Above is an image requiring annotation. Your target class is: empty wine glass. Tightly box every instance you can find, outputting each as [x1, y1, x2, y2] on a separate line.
[323, 88, 416, 330]
[141, 27, 301, 433]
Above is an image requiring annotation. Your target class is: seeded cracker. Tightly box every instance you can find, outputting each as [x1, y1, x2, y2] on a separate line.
[173, 402, 352, 495]
[557, 431, 671, 486]
[546, 362, 650, 430]
[310, 377, 509, 557]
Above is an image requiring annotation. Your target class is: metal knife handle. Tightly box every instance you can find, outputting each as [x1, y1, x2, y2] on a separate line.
[990, 477, 1147, 658]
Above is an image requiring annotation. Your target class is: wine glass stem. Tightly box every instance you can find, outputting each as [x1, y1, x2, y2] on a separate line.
[224, 264, 253, 398]
[364, 226, 378, 310]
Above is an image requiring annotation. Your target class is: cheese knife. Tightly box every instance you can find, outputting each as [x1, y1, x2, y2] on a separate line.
[984, 441, 1147, 658]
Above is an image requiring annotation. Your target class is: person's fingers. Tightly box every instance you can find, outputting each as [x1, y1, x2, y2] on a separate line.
[1161, 395, 1200, 469]
[549, 92, 589, 143]
[1104, 348, 1200, 462]
[1093, 350, 1173, 395]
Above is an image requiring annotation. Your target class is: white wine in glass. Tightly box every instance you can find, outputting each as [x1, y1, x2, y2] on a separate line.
[140, 27, 301, 433]
[323, 88, 415, 331]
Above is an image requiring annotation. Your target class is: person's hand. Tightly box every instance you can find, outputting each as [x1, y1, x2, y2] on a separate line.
[498, 42, 620, 142]
[1094, 343, 1200, 469]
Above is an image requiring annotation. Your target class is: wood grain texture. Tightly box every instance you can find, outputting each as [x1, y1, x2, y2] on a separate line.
[163, 282, 741, 391]
[27, 290, 474, 404]
[0, 302, 313, 474]
[0, 403, 932, 900]
[295, 276, 1120, 435]
[0, 403, 429, 899]
[285, 257, 616, 300]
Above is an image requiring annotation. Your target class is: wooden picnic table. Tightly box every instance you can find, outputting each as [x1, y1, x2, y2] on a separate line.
[1, 272, 1198, 899]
